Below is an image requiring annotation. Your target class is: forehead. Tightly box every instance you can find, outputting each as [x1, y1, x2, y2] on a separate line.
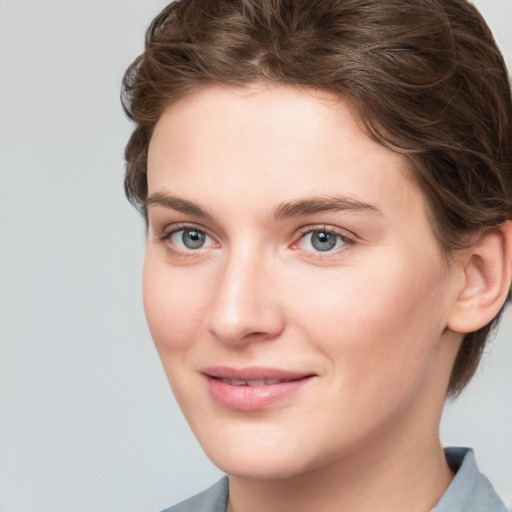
[147, 84, 425, 227]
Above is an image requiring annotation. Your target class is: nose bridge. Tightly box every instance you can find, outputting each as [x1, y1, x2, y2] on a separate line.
[206, 241, 283, 345]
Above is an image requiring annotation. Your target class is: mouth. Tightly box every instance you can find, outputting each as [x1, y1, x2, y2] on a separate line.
[202, 367, 316, 411]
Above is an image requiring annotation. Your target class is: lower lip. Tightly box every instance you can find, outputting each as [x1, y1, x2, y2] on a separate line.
[206, 376, 313, 411]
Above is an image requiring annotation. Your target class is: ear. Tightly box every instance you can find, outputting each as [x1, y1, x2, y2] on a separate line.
[447, 220, 512, 334]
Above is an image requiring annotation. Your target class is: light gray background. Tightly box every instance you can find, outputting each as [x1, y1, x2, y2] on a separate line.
[0, 1, 511, 511]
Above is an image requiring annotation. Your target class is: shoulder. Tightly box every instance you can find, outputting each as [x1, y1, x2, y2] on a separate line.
[159, 476, 229, 512]
[432, 447, 508, 512]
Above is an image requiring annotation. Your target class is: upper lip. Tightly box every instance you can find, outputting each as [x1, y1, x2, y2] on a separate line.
[202, 366, 315, 381]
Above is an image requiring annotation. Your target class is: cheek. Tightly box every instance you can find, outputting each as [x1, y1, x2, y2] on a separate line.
[142, 252, 207, 353]
[290, 250, 448, 385]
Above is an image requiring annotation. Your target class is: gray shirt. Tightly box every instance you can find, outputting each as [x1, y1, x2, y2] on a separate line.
[161, 447, 507, 512]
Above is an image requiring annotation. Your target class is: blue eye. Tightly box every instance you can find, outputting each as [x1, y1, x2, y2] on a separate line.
[298, 230, 348, 252]
[169, 228, 211, 250]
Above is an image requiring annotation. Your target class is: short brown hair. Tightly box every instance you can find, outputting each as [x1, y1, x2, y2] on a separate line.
[121, 0, 512, 397]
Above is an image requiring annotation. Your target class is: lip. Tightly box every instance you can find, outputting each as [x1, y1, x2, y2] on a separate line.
[202, 366, 316, 411]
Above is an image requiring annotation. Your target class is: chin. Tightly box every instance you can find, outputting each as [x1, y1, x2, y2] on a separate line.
[209, 448, 313, 480]
[192, 422, 327, 480]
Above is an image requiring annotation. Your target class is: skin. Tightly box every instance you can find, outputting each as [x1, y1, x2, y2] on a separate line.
[144, 84, 466, 512]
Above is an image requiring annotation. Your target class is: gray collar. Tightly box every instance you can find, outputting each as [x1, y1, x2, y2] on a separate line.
[432, 447, 507, 511]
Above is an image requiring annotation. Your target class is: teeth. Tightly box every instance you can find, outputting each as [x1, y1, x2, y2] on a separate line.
[246, 380, 265, 386]
[219, 378, 284, 386]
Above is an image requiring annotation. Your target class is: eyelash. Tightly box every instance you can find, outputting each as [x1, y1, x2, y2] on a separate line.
[157, 223, 355, 258]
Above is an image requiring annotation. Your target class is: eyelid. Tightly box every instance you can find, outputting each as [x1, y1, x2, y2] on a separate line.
[159, 221, 209, 239]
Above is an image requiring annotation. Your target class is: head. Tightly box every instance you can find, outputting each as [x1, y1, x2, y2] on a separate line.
[122, 0, 512, 399]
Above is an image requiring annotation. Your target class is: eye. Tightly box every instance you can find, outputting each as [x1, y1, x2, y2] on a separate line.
[166, 227, 215, 251]
[296, 229, 350, 253]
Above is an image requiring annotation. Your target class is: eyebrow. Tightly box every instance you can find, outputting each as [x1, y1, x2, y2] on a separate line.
[144, 192, 211, 218]
[272, 196, 383, 220]
[144, 192, 383, 220]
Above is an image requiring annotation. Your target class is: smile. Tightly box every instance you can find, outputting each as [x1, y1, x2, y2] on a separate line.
[203, 367, 316, 411]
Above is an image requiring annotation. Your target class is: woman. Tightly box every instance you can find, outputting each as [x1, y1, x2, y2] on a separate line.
[121, 1, 512, 510]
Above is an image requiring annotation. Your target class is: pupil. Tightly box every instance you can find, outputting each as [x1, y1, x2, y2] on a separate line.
[183, 229, 205, 249]
[312, 231, 336, 251]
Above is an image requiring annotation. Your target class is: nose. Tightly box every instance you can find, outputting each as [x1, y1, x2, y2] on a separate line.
[205, 250, 286, 346]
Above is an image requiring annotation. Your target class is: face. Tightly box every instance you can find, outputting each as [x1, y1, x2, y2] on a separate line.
[144, 85, 461, 480]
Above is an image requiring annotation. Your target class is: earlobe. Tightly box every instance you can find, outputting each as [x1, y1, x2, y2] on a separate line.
[447, 220, 512, 334]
